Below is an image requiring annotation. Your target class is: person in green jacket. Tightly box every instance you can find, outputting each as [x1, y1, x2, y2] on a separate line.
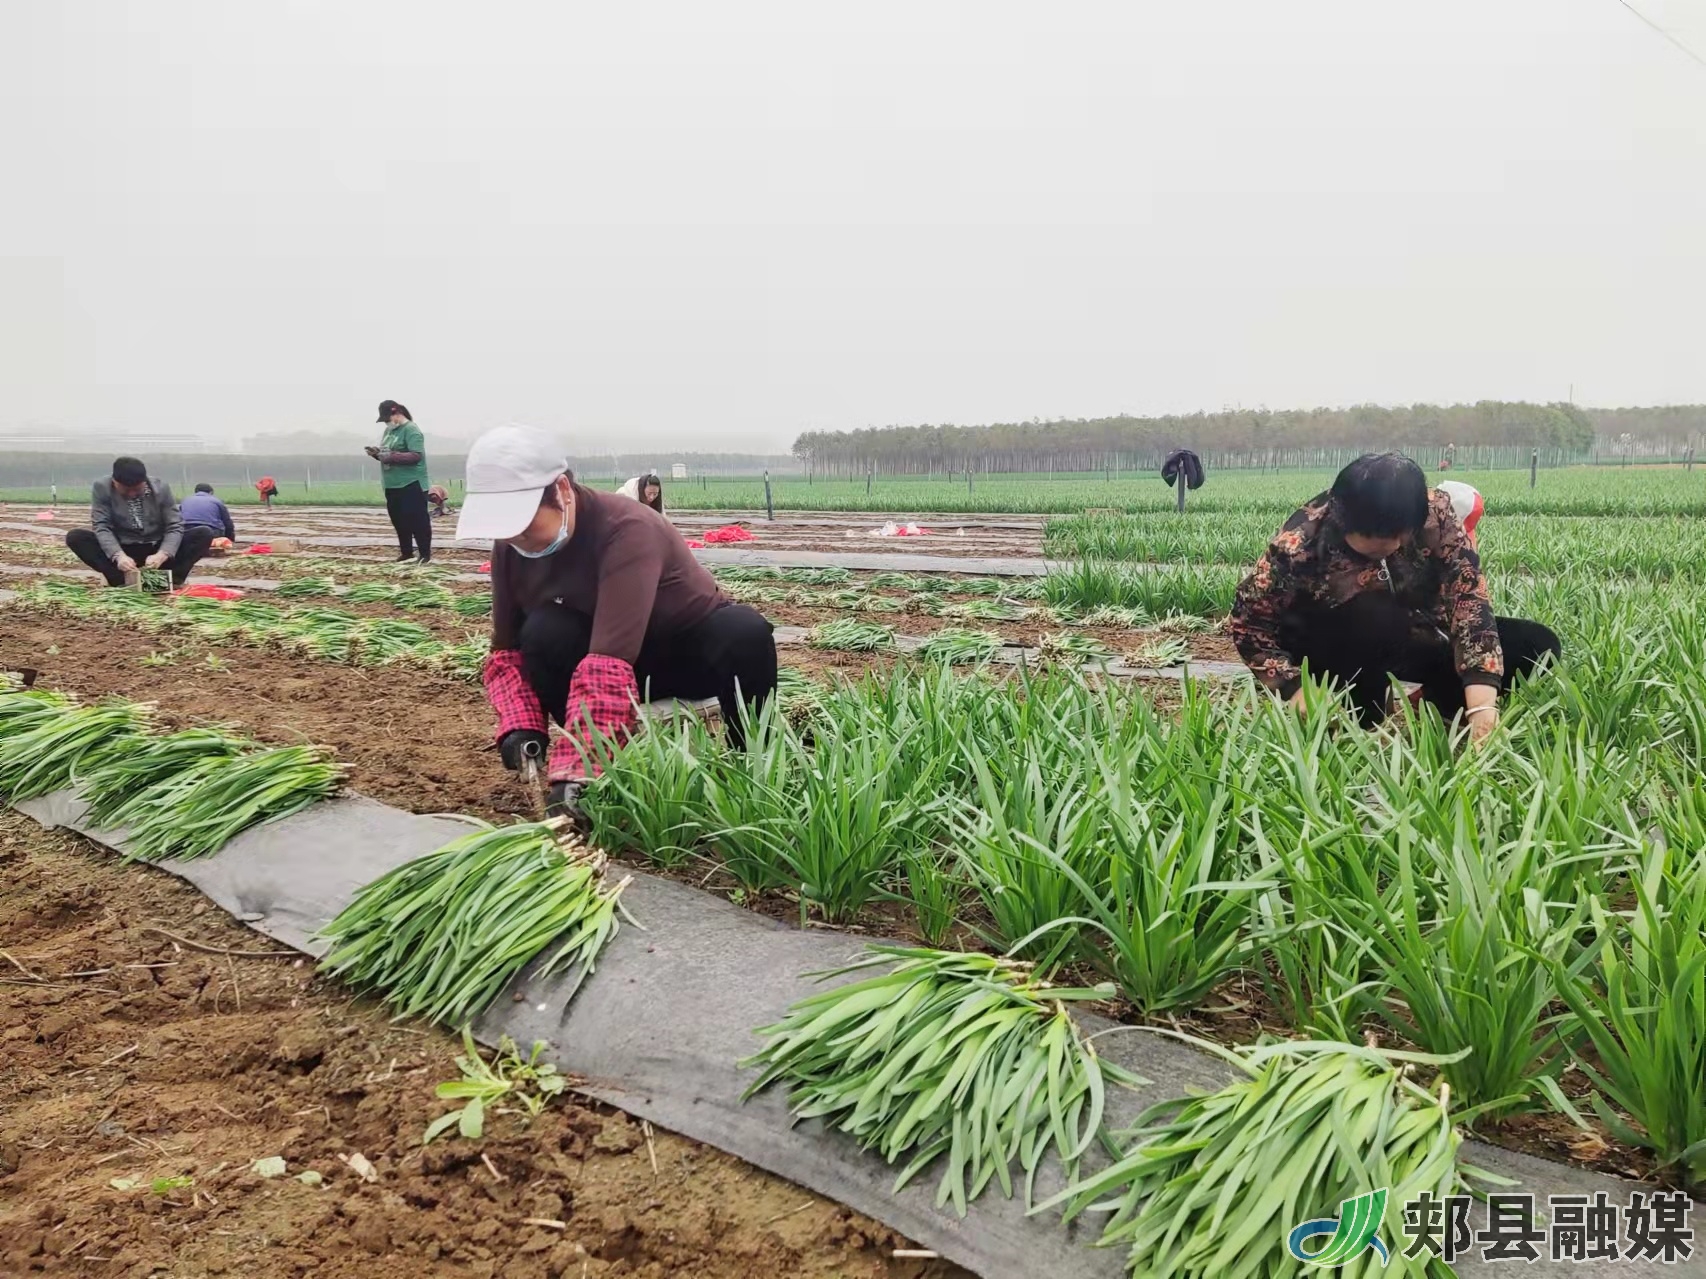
[368, 399, 432, 563]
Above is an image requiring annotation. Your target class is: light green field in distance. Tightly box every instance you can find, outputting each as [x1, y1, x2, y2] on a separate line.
[1047, 509, 1706, 582]
[0, 480, 398, 508]
[613, 466, 1706, 517]
[3, 464, 1703, 516]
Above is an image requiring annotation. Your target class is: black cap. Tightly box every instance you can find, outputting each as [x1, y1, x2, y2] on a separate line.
[112, 457, 147, 486]
[377, 399, 409, 422]
[194, 483, 213, 494]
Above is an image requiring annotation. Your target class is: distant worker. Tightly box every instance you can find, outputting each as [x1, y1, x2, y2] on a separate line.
[65, 457, 215, 588]
[180, 483, 236, 542]
[1229, 453, 1558, 741]
[427, 484, 451, 517]
[617, 472, 665, 513]
[367, 399, 432, 564]
[457, 426, 775, 820]
[255, 475, 278, 509]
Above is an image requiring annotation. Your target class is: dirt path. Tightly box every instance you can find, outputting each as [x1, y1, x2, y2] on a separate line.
[0, 813, 965, 1279]
[0, 505, 1050, 563]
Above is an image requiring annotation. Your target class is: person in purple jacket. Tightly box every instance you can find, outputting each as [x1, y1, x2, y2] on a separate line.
[179, 484, 236, 542]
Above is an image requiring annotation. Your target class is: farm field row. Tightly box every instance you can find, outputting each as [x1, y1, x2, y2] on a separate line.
[1047, 508, 1706, 580]
[5, 490, 1706, 1278]
[6, 463, 1705, 515]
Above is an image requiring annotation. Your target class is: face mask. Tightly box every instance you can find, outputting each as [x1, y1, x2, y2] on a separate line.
[512, 490, 570, 559]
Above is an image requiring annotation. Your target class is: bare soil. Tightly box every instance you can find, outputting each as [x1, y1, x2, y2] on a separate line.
[0, 613, 531, 825]
[2, 505, 1049, 563]
[0, 613, 933, 824]
[0, 813, 964, 1279]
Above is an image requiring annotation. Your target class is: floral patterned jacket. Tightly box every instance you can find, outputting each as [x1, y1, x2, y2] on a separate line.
[1229, 489, 1503, 698]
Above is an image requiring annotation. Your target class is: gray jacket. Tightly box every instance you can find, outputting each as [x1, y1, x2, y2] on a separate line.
[90, 477, 182, 560]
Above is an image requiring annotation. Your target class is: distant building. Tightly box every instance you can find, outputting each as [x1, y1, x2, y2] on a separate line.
[671, 463, 689, 480]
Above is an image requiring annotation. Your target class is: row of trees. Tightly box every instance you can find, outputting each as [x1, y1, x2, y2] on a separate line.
[792, 401, 1706, 476]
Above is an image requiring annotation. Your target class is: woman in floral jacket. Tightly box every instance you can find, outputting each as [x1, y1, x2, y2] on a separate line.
[1229, 453, 1558, 740]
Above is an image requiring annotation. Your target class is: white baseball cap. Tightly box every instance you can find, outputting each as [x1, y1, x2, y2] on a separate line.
[1437, 479, 1484, 546]
[455, 425, 569, 542]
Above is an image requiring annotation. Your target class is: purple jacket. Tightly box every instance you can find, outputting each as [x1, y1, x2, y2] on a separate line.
[179, 492, 235, 540]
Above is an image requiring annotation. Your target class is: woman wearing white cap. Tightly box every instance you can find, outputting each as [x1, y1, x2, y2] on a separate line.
[457, 425, 777, 817]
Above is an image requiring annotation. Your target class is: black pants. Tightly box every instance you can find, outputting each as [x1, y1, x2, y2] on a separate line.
[520, 602, 778, 748]
[1282, 591, 1561, 726]
[384, 482, 432, 559]
[65, 527, 216, 587]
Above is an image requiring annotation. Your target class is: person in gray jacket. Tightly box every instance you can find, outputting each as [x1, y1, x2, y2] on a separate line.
[65, 457, 215, 587]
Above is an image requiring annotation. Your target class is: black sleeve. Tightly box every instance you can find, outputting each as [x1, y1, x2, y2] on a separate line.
[490, 545, 525, 653]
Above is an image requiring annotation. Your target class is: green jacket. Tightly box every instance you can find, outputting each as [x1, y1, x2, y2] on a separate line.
[379, 421, 429, 490]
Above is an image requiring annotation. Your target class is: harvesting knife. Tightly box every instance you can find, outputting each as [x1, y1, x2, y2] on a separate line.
[518, 735, 543, 787]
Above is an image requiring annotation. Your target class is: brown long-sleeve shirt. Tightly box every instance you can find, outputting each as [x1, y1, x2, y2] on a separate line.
[489, 482, 725, 661]
[1229, 488, 1504, 698]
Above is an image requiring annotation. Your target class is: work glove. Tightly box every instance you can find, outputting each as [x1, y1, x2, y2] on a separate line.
[547, 655, 640, 783]
[547, 780, 588, 828]
[498, 728, 549, 772]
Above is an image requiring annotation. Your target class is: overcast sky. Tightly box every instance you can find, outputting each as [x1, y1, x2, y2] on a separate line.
[3, 1, 1705, 453]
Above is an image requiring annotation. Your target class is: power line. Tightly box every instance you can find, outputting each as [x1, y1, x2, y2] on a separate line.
[1614, 0, 1706, 71]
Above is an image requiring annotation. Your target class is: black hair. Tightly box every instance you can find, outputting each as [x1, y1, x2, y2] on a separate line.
[1329, 453, 1429, 538]
[112, 457, 147, 486]
[194, 483, 213, 494]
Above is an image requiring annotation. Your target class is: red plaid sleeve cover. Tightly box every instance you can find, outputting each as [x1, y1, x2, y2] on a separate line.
[482, 648, 547, 741]
[547, 654, 640, 782]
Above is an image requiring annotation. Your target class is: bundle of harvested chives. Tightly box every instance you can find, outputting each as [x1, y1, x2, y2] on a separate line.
[318, 822, 630, 1028]
[742, 945, 1141, 1216]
